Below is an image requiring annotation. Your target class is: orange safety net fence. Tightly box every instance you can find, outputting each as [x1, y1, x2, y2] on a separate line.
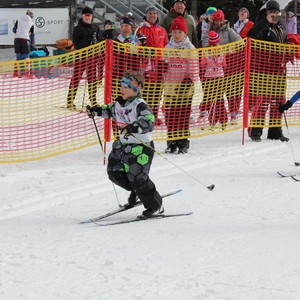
[1, 38, 300, 163]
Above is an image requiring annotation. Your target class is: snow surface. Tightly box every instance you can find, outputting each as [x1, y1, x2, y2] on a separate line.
[1, 129, 300, 300]
[1, 48, 300, 299]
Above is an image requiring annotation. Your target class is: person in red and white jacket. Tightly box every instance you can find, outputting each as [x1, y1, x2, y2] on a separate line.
[233, 7, 254, 38]
[136, 6, 168, 120]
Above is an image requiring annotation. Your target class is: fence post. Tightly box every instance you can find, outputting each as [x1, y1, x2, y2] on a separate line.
[242, 37, 251, 145]
[104, 39, 113, 144]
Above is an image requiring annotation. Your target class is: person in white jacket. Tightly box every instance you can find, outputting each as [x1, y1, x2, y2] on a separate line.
[164, 16, 200, 154]
[13, 10, 35, 77]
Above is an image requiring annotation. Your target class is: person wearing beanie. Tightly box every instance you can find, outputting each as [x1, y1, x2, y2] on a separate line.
[233, 7, 254, 38]
[136, 5, 168, 121]
[200, 30, 227, 130]
[81, 6, 93, 15]
[66, 6, 101, 109]
[12, 9, 36, 77]
[164, 16, 200, 154]
[208, 30, 220, 45]
[117, 16, 138, 44]
[285, 11, 297, 34]
[201, 9, 241, 126]
[161, 0, 198, 47]
[198, 6, 217, 47]
[247, 0, 289, 142]
[101, 19, 117, 40]
[112, 15, 140, 110]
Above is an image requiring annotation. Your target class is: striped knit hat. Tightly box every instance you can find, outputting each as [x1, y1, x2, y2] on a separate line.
[208, 31, 220, 45]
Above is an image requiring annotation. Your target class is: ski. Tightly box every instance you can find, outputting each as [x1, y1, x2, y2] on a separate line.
[92, 212, 193, 226]
[277, 171, 300, 178]
[291, 175, 300, 182]
[79, 189, 182, 224]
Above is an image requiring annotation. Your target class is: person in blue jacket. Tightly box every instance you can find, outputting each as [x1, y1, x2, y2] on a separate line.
[279, 91, 300, 112]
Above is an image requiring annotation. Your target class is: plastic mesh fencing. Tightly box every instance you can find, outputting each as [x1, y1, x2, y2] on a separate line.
[1, 38, 300, 163]
[247, 38, 300, 130]
[0, 41, 106, 163]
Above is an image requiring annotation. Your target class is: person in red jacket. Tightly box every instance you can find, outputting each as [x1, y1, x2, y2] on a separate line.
[137, 6, 168, 121]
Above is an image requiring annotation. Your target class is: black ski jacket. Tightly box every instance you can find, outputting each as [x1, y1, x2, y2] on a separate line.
[72, 18, 101, 50]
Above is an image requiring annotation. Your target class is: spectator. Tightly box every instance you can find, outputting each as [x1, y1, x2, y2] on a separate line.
[101, 20, 117, 40]
[196, 14, 206, 46]
[86, 70, 163, 218]
[66, 7, 101, 110]
[202, 10, 242, 126]
[161, 0, 198, 47]
[117, 16, 139, 44]
[199, 6, 217, 47]
[285, 11, 297, 34]
[233, 7, 254, 38]
[200, 31, 227, 130]
[164, 16, 200, 154]
[247, 0, 289, 142]
[202, 10, 241, 47]
[13, 10, 36, 78]
[136, 5, 168, 120]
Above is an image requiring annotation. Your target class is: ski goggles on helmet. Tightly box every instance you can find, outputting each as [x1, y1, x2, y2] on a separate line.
[120, 76, 141, 93]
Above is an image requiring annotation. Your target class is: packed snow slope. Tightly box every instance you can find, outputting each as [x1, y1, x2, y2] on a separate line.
[1, 128, 300, 300]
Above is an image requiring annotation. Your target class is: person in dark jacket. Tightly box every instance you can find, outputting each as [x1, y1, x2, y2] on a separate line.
[66, 7, 101, 110]
[247, 0, 289, 142]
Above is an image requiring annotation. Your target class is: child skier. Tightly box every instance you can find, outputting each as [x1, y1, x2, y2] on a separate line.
[86, 70, 163, 218]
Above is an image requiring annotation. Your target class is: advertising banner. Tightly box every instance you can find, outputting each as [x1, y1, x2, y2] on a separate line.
[0, 8, 69, 45]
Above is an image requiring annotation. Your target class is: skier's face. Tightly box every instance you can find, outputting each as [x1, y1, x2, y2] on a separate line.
[120, 77, 140, 99]
[120, 85, 138, 99]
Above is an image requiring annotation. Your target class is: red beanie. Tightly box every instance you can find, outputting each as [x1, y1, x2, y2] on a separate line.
[208, 31, 220, 45]
[170, 16, 188, 34]
[212, 9, 225, 21]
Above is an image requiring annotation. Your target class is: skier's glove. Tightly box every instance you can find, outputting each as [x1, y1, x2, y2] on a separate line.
[278, 100, 293, 113]
[121, 122, 142, 135]
[86, 105, 102, 118]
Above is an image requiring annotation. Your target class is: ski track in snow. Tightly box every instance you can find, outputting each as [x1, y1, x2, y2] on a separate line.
[1, 129, 300, 299]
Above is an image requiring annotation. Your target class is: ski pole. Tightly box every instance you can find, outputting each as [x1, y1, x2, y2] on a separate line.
[283, 112, 300, 166]
[129, 133, 215, 191]
[81, 80, 87, 111]
[90, 113, 122, 206]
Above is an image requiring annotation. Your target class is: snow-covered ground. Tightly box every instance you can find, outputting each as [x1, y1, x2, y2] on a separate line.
[1, 128, 300, 300]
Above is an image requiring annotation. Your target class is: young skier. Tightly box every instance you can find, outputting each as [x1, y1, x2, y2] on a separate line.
[86, 70, 163, 218]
